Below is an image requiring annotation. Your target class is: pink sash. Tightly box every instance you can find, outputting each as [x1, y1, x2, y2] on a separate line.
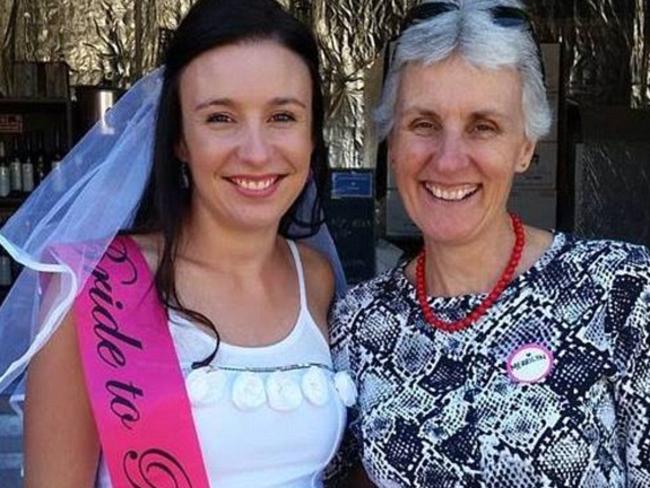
[73, 236, 210, 487]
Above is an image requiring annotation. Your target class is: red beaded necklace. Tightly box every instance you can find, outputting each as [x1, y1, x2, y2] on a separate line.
[415, 213, 525, 333]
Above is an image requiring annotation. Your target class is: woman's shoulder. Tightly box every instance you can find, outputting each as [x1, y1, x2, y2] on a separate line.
[117, 232, 161, 274]
[331, 265, 407, 321]
[295, 241, 335, 296]
[545, 233, 650, 298]
[555, 232, 650, 272]
[294, 242, 336, 337]
[295, 242, 333, 281]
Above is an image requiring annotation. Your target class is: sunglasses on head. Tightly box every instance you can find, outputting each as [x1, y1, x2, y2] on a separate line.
[402, 2, 531, 31]
[399, 2, 546, 83]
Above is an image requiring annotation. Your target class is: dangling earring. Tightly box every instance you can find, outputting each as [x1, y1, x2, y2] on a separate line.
[180, 162, 191, 189]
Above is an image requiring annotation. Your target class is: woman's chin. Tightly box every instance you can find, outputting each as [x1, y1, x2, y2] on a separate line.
[416, 214, 487, 246]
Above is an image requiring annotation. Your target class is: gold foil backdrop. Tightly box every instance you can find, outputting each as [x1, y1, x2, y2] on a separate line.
[0, 0, 196, 88]
[311, 0, 412, 167]
[1, 0, 650, 167]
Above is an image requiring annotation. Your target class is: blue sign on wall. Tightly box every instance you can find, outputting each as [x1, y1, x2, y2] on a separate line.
[331, 171, 374, 199]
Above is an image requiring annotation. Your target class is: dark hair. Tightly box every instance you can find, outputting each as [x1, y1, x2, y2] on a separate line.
[129, 0, 327, 367]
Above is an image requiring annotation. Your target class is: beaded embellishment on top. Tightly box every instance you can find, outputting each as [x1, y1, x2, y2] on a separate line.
[185, 363, 357, 410]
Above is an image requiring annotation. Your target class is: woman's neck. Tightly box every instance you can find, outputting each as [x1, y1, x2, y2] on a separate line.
[422, 215, 517, 297]
[179, 208, 282, 278]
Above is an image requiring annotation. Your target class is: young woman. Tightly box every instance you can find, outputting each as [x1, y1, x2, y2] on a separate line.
[0, 1, 354, 486]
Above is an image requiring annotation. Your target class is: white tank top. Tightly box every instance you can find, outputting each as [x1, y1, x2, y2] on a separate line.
[96, 241, 349, 488]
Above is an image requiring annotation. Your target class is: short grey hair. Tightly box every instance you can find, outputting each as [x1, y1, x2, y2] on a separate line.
[375, 0, 552, 142]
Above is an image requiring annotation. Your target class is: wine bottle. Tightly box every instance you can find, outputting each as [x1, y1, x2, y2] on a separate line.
[0, 141, 10, 198]
[51, 131, 66, 193]
[0, 246, 12, 290]
[34, 132, 48, 186]
[9, 137, 22, 196]
[21, 134, 35, 194]
[52, 130, 65, 160]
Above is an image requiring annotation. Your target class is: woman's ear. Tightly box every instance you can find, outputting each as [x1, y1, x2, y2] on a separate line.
[515, 139, 536, 173]
[175, 137, 189, 163]
[386, 137, 396, 169]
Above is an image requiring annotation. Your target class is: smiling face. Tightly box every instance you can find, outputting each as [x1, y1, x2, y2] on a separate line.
[389, 55, 535, 245]
[176, 40, 313, 234]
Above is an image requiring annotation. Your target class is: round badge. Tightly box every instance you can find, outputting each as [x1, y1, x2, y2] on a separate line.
[506, 343, 554, 384]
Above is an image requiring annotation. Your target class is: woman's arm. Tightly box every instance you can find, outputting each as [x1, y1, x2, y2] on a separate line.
[24, 310, 100, 487]
[348, 465, 374, 487]
[612, 246, 650, 484]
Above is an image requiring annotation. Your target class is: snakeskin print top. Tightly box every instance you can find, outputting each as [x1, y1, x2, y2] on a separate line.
[329, 233, 650, 487]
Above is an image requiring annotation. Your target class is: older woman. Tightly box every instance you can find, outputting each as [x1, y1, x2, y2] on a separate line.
[330, 1, 650, 486]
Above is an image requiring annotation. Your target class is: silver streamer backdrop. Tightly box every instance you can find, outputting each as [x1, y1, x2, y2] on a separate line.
[0, 0, 649, 168]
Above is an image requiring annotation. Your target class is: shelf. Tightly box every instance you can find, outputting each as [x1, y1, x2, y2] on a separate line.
[0, 196, 27, 209]
[0, 97, 69, 105]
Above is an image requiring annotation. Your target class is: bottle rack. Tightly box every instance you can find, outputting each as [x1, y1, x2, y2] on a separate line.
[0, 97, 72, 303]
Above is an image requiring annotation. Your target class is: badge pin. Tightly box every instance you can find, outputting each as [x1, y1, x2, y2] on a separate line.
[506, 343, 554, 384]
